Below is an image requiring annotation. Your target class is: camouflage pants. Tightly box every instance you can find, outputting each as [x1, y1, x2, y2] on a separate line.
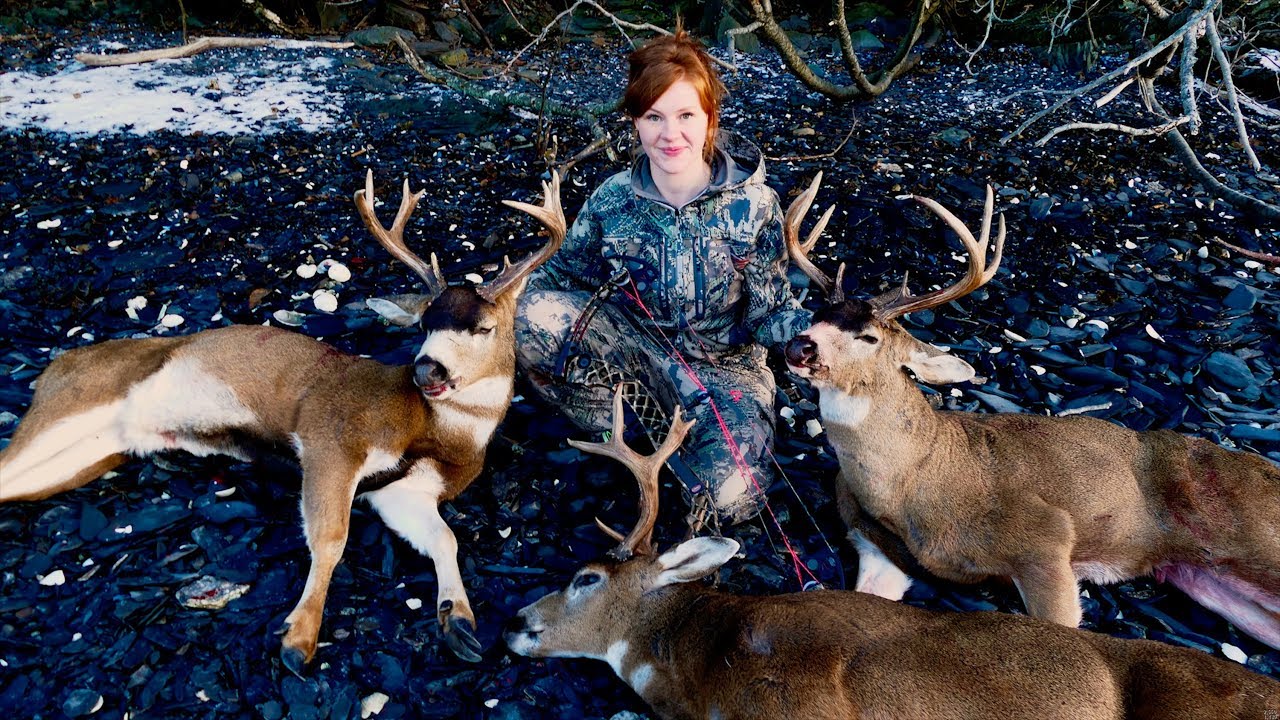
[515, 288, 776, 525]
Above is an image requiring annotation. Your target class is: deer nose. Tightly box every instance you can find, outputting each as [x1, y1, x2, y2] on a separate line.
[414, 358, 449, 389]
[784, 336, 817, 366]
[503, 614, 528, 634]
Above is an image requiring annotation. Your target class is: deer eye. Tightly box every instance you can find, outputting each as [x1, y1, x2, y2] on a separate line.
[572, 572, 602, 589]
[857, 335, 879, 344]
[474, 325, 495, 336]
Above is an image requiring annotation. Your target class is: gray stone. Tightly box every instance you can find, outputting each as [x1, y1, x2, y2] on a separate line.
[932, 127, 971, 147]
[346, 26, 417, 49]
[1223, 282, 1258, 311]
[385, 3, 427, 36]
[1204, 351, 1255, 390]
[849, 29, 885, 51]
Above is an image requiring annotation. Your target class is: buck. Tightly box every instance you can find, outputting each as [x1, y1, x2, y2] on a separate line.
[0, 170, 565, 673]
[505, 390, 1280, 720]
[781, 174, 1280, 651]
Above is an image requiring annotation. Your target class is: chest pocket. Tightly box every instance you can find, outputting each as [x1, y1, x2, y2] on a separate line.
[703, 220, 749, 311]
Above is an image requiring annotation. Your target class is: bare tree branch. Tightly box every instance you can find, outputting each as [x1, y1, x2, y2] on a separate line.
[1210, 238, 1280, 266]
[74, 37, 353, 66]
[1165, 127, 1280, 220]
[1034, 116, 1190, 146]
[1203, 14, 1261, 171]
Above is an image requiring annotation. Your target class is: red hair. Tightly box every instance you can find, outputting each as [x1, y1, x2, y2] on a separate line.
[623, 29, 726, 163]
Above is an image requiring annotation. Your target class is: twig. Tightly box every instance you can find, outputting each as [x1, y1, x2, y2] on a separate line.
[1209, 238, 1280, 266]
[1034, 117, 1189, 146]
[393, 34, 611, 139]
[1194, 78, 1280, 122]
[74, 37, 354, 67]
[178, 0, 188, 45]
[768, 117, 859, 161]
[458, 0, 494, 53]
[556, 134, 613, 182]
[497, 0, 533, 36]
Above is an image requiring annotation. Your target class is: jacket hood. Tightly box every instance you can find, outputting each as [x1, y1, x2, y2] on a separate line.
[629, 130, 767, 208]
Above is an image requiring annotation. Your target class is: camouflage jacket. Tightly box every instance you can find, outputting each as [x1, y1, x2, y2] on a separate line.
[527, 132, 812, 357]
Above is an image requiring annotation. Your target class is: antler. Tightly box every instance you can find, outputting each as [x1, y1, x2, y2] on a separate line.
[354, 169, 447, 299]
[478, 172, 567, 303]
[783, 172, 843, 303]
[567, 387, 696, 561]
[872, 185, 1005, 322]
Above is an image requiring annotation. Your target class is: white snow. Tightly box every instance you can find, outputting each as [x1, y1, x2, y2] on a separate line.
[0, 53, 344, 136]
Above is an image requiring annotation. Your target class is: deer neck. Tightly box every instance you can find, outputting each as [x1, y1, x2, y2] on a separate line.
[601, 584, 721, 710]
[819, 373, 951, 502]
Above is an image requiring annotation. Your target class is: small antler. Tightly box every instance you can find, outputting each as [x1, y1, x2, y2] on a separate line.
[783, 172, 843, 303]
[354, 169, 447, 299]
[478, 172, 567, 303]
[872, 185, 1005, 321]
[567, 387, 696, 561]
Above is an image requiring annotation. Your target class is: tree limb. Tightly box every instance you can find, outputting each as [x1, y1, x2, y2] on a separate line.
[1210, 238, 1280, 266]
[1203, 14, 1261, 171]
[393, 34, 612, 139]
[1033, 116, 1190, 146]
[74, 37, 353, 67]
[1165, 127, 1280, 220]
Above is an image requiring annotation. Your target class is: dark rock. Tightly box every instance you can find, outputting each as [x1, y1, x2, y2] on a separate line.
[1203, 351, 1256, 390]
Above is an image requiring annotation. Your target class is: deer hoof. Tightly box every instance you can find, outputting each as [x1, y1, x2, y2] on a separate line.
[439, 601, 482, 663]
[280, 645, 308, 678]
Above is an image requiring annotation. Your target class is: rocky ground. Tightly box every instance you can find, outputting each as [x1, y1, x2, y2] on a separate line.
[0, 20, 1277, 720]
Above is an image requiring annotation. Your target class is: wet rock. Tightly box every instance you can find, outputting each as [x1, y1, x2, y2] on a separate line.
[1203, 351, 1256, 391]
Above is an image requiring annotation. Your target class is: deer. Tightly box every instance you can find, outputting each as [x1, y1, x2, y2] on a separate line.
[0, 169, 565, 674]
[780, 173, 1280, 652]
[504, 389, 1280, 720]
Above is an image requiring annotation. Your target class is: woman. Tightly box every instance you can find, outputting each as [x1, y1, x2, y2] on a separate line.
[516, 29, 811, 526]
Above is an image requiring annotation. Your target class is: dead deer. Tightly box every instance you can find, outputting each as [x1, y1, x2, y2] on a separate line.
[505, 389, 1280, 720]
[0, 170, 565, 673]
[781, 173, 1280, 651]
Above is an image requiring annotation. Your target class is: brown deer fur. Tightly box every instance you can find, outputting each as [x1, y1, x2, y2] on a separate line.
[0, 172, 565, 673]
[782, 178, 1280, 651]
[506, 391, 1280, 720]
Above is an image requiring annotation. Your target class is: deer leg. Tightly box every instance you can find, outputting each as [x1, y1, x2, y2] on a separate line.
[0, 402, 130, 502]
[363, 467, 481, 662]
[280, 459, 359, 676]
[1006, 500, 1082, 627]
[1160, 564, 1280, 650]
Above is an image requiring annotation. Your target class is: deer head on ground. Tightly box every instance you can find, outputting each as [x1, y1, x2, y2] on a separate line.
[782, 173, 1280, 652]
[505, 392, 1280, 720]
[0, 171, 565, 673]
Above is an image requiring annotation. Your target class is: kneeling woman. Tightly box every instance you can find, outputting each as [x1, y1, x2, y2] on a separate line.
[516, 29, 810, 525]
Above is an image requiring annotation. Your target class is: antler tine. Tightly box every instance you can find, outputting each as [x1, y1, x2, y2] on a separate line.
[353, 170, 446, 298]
[567, 387, 696, 561]
[873, 185, 1006, 322]
[478, 171, 566, 302]
[783, 172, 837, 296]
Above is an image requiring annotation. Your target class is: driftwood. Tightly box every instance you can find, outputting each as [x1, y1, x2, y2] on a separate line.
[75, 37, 354, 67]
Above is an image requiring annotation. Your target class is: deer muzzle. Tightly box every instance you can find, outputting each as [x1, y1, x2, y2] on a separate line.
[413, 358, 454, 398]
[784, 336, 821, 374]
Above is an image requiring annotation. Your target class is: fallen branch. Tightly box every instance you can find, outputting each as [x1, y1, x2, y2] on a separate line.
[1203, 16, 1261, 171]
[393, 35, 612, 140]
[1034, 117, 1190, 146]
[1165, 128, 1280, 220]
[1210, 238, 1280, 266]
[768, 117, 859, 162]
[74, 37, 353, 67]
[1000, 0, 1221, 144]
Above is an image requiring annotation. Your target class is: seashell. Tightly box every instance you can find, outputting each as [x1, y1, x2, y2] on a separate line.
[313, 290, 339, 313]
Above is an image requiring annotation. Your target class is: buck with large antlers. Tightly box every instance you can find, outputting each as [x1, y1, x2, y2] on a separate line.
[0, 170, 565, 673]
[505, 389, 1280, 719]
[783, 173, 1280, 651]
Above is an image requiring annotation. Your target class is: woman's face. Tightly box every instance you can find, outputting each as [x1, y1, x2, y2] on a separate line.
[634, 79, 710, 182]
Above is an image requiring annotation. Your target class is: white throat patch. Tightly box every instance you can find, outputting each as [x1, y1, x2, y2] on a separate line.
[819, 388, 871, 429]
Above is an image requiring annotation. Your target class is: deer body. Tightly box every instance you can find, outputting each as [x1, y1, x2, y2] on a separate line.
[782, 178, 1280, 650]
[505, 390, 1280, 720]
[514, 566, 1278, 720]
[0, 172, 566, 672]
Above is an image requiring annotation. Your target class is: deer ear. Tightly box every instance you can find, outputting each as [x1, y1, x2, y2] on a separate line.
[902, 345, 975, 385]
[366, 294, 431, 327]
[654, 537, 740, 587]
